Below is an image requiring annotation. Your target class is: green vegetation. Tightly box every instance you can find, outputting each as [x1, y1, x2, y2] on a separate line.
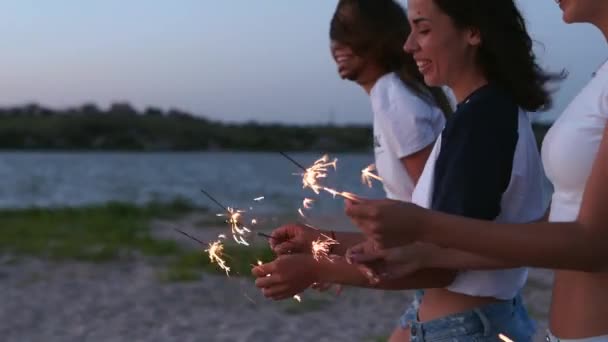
[0, 103, 372, 151]
[0, 198, 276, 282]
[0, 102, 555, 151]
[0, 198, 196, 262]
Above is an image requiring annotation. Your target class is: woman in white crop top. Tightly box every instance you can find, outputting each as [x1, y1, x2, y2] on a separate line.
[345, 1, 608, 341]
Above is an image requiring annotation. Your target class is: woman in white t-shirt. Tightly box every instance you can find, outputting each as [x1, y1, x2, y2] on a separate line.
[345, 1, 608, 341]
[251, 0, 452, 340]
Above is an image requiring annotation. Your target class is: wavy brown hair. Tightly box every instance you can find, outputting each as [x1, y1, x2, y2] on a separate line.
[330, 0, 453, 116]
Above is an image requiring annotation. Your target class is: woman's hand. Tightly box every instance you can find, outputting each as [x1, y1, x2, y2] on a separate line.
[252, 254, 320, 300]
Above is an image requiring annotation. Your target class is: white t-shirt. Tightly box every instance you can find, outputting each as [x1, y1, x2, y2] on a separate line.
[371, 72, 446, 202]
[542, 59, 608, 222]
[412, 102, 549, 300]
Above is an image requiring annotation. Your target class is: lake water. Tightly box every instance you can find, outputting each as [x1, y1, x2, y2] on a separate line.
[0, 152, 385, 215]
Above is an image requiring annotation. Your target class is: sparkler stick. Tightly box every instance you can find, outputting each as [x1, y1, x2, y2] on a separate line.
[256, 232, 277, 240]
[279, 151, 307, 171]
[200, 188, 231, 213]
[200, 187, 252, 246]
[173, 227, 206, 245]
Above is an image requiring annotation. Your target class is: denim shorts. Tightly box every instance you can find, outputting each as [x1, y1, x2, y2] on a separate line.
[399, 290, 536, 342]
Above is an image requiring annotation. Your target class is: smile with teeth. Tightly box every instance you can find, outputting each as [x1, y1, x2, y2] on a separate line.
[416, 60, 432, 73]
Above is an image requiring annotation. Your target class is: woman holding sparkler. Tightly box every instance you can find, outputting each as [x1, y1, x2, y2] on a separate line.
[346, 0, 608, 341]
[253, 0, 552, 340]
[257, 0, 564, 342]
[254, 0, 456, 340]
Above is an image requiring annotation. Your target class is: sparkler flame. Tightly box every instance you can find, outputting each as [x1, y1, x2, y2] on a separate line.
[217, 207, 251, 246]
[254, 196, 265, 201]
[361, 164, 383, 188]
[499, 334, 514, 342]
[206, 240, 230, 275]
[303, 198, 314, 209]
[312, 233, 339, 262]
[301, 154, 337, 193]
[299, 154, 354, 200]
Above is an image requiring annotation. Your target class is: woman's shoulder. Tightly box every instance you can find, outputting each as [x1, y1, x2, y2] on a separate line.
[371, 73, 439, 117]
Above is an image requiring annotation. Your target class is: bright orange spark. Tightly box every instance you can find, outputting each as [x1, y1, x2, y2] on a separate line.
[361, 164, 383, 188]
[499, 334, 514, 342]
[206, 240, 230, 275]
[312, 234, 339, 262]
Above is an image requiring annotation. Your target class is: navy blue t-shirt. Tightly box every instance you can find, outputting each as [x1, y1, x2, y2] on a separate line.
[431, 84, 519, 220]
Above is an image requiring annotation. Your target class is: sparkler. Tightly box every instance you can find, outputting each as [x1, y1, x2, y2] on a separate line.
[206, 239, 230, 276]
[361, 164, 383, 188]
[499, 334, 514, 342]
[200, 188, 251, 246]
[278, 152, 358, 201]
[173, 228, 230, 275]
[256, 232, 277, 240]
[312, 233, 339, 262]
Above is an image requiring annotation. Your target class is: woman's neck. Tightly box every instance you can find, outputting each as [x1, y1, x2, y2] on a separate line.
[449, 68, 488, 104]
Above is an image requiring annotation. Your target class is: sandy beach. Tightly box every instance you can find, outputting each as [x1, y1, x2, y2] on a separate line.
[0, 212, 554, 342]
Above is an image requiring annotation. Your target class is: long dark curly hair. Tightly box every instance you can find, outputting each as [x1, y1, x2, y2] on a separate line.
[433, 0, 566, 112]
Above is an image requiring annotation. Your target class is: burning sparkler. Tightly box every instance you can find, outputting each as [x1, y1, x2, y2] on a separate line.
[173, 228, 231, 275]
[206, 239, 230, 276]
[200, 189, 252, 246]
[279, 152, 359, 201]
[499, 334, 514, 342]
[312, 233, 339, 262]
[361, 164, 383, 188]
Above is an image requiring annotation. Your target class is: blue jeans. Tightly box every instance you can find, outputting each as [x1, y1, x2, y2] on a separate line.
[399, 290, 536, 342]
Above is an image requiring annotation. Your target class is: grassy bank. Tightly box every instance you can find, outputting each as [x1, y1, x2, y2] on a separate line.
[0, 199, 274, 280]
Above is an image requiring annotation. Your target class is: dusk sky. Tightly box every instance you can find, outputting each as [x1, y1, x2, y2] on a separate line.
[1, 0, 606, 124]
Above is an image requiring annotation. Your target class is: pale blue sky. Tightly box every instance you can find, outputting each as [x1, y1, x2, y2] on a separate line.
[0, 1, 606, 124]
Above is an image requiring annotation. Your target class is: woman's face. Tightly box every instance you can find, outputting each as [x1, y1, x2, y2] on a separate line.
[330, 40, 366, 81]
[404, 0, 481, 88]
[556, 0, 608, 25]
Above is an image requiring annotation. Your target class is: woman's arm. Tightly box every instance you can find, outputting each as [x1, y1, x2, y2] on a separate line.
[415, 124, 608, 272]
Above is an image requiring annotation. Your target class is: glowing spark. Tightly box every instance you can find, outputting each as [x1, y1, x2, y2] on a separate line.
[300, 154, 338, 194]
[218, 207, 251, 246]
[293, 294, 302, 302]
[303, 198, 314, 209]
[254, 196, 265, 201]
[206, 240, 230, 275]
[218, 234, 226, 239]
[298, 208, 306, 218]
[226, 207, 250, 246]
[312, 234, 339, 262]
[361, 164, 383, 188]
[251, 219, 258, 225]
[323, 188, 359, 201]
[499, 335, 514, 342]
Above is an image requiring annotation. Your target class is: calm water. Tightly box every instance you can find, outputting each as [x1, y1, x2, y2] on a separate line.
[0, 152, 384, 214]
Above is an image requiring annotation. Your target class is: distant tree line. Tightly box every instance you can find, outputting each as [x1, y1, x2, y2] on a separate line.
[0, 102, 551, 151]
